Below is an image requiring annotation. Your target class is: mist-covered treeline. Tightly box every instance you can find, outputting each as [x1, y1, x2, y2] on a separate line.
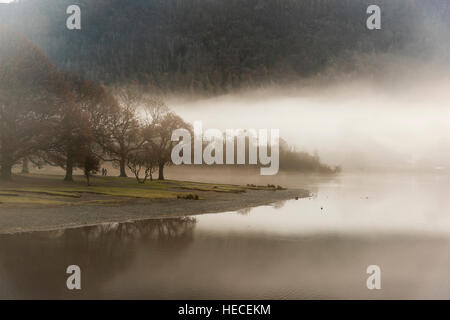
[0, 25, 192, 182]
[1, 0, 449, 94]
[0, 26, 337, 181]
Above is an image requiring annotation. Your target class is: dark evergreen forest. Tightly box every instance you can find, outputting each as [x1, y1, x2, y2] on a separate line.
[1, 0, 449, 94]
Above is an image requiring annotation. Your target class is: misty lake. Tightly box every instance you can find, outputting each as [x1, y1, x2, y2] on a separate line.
[1, 172, 450, 299]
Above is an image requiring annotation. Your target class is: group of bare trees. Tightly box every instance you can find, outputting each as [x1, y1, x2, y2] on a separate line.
[0, 26, 190, 184]
[101, 86, 191, 183]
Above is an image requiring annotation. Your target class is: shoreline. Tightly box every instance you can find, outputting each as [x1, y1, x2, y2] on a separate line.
[0, 188, 307, 235]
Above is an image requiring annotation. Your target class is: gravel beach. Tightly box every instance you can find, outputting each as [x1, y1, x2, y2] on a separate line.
[0, 188, 307, 234]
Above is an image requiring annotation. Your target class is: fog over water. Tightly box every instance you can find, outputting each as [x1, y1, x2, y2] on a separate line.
[171, 66, 450, 172]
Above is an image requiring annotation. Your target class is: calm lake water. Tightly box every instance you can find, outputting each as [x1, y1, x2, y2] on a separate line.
[1, 172, 450, 299]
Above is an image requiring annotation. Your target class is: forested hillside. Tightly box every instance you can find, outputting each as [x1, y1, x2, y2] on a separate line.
[1, 0, 450, 94]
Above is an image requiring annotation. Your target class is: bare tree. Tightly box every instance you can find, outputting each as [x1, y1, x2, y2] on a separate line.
[142, 96, 169, 125]
[102, 86, 144, 177]
[0, 26, 68, 180]
[144, 111, 191, 180]
[127, 147, 157, 184]
[43, 73, 123, 181]
[43, 102, 93, 181]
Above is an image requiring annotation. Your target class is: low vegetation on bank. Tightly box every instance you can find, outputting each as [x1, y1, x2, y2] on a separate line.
[0, 174, 290, 208]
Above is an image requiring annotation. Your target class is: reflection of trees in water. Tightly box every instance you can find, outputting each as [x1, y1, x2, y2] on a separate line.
[237, 201, 288, 214]
[236, 207, 252, 215]
[0, 217, 196, 299]
[272, 200, 287, 209]
[236, 200, 287, 215]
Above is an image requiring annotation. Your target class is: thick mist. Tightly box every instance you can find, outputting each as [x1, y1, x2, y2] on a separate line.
[170, 63, 450, 172]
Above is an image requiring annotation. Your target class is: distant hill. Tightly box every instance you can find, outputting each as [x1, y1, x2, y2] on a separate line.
[1, 0, 450, 94]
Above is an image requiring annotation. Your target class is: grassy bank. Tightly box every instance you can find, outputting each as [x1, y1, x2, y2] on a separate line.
[0, 174, 308, 234]
[0, 174, 288, 208]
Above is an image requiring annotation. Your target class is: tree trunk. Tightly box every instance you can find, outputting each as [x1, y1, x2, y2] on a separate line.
[1, 150, 13, 180]
[0, 162, 12, 181]
[158, 163, 165, 180]
[21, 158, 30, 174]
[64, 154, 74, 182]
[119, 158, 127, 177]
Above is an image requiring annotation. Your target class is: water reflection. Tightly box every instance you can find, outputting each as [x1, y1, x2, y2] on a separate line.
[1, 173, 450, 299]
[234, 201, 286, 216]
[2, 220, 449, 299]
[272, 200, 287, 209]
[0, 218, 196, 299]
[236, 207, 252, 215]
